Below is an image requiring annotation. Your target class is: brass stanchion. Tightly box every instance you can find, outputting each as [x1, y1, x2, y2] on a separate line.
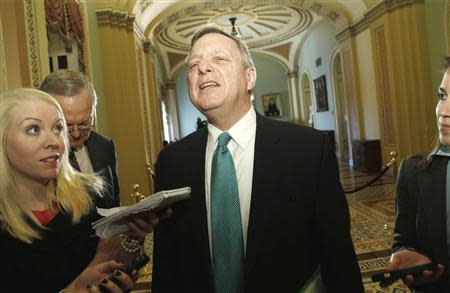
[386, 151, 398, 180]
[130, 184, 145, 203]
[145, 162, 156, 180]
[383, 151, 398, 235]
[129, 184, 152, 290]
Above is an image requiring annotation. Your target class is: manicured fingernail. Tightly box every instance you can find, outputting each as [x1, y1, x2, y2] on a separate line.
[114, 270, 122, 276]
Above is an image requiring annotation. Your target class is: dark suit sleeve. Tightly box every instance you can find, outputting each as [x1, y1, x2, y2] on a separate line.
[86, 132, 121, 208]
[152, 148, 177, 292]
[315, 136, 364, 292]
[392, 159, 420, 254]
[110, 141, 120, 207]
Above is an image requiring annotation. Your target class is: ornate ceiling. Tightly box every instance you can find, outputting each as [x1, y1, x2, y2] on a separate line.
[155, 4, 314, 50]
[96, 0, 374, 79]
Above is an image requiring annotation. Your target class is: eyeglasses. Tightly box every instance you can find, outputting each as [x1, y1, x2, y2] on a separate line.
[67, 118, 93, 133]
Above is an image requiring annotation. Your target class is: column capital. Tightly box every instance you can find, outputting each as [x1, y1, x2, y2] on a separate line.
[142, 41, 152, 53]
[287, 66, 298, 78]
[165, 81, 176, 89]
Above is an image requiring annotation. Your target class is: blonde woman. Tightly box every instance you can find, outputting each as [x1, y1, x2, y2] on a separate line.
[0, 88, 152, 292]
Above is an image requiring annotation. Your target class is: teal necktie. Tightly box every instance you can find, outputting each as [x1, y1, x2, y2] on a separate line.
[211, 132, 244, 293]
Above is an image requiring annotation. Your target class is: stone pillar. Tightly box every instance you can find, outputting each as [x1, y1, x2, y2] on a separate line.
[165, 81, 180, 140]
[97, 9, 151, 204]
[287, 67, 302, 124]
[141, 41, 164, 169]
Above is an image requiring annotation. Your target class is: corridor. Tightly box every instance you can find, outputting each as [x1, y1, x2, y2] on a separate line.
[341, 162, 409, 292]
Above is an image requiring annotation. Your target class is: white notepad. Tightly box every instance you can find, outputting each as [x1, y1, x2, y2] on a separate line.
[92, 187, 191, 238]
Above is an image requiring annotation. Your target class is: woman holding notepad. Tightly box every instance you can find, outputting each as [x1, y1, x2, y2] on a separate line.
[0, 88, 157, 292]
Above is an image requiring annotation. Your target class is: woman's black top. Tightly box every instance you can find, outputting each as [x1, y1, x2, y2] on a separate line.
[0, 210, 99, 292]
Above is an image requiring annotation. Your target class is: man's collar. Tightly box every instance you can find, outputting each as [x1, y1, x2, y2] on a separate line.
[207, 106, 256, 149]
[434, 144, 450, 157]
[71, 145, 85, 153]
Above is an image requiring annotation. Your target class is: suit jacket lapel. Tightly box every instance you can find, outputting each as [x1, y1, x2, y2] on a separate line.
[85, 132, 102, 172]
[245, 114, 281, 277]
[419, 156, 448, 265]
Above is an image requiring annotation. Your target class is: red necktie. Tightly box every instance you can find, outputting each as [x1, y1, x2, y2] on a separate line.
[69, 149, 81, 171]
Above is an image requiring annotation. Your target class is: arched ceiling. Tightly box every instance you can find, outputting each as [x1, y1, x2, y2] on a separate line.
[95, 0, 374, 80]
[156, 4, 315, 51]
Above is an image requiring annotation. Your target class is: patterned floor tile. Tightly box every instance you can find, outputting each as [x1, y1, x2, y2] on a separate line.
[341, 163, 411, 292]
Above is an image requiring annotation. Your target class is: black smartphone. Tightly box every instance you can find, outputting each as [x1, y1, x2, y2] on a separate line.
[99, 254, 150, 292]
[371, 262, 437, 283]
[120, 254, 150, 275]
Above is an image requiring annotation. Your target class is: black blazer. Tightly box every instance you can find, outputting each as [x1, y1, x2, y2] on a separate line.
[0, 211, 99, 292]
[152, 113, 363, 292]
[85, 131, 120, 208]
[392, 155, 450, 292]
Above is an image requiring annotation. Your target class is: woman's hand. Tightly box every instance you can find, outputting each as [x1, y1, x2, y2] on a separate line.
[126, 208, 172, 242]
[91, 208, 172, 265]
[65, 260, 138, 293]
[380, 250, 444, 288]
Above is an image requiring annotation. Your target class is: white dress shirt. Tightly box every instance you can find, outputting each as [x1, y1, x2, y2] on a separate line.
[205, 107, 256, 256]
[74, 146, 95, 174]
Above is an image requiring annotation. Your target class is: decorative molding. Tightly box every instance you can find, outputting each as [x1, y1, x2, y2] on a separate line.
[135, 24, 156, 55]
[153, 4, 313, 50]
[327, 10, 340, 22]
[96, 9, 135, 31]
[80, 2, 91, 76]
[125, 16, 135, 31]
[336, 0, 422, 42]
[134, 22, 146, 42]
[24, 0, 42, 88]
[310, 3, 323, 13]
[139, 0, 152, 12]
[142, 41, 152, 53]
[141, 40, 158, 56]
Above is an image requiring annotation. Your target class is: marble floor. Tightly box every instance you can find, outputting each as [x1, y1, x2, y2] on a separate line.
[132, 161, 409, 293]
[341, 162, 410, 293]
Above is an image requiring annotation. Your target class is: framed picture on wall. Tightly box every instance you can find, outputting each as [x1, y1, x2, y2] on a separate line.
[314, 75, 329, 112]
[262, 93, 282, 117]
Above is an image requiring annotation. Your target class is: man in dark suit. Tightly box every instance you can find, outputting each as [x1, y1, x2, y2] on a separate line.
[40, 70, 120, 208]
[152, 25, 363, 292]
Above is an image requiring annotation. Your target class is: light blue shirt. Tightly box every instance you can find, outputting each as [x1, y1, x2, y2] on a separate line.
[435, 146, 450, 259]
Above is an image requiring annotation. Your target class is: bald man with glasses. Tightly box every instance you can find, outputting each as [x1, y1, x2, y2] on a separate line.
[40, 70, 120, 208]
